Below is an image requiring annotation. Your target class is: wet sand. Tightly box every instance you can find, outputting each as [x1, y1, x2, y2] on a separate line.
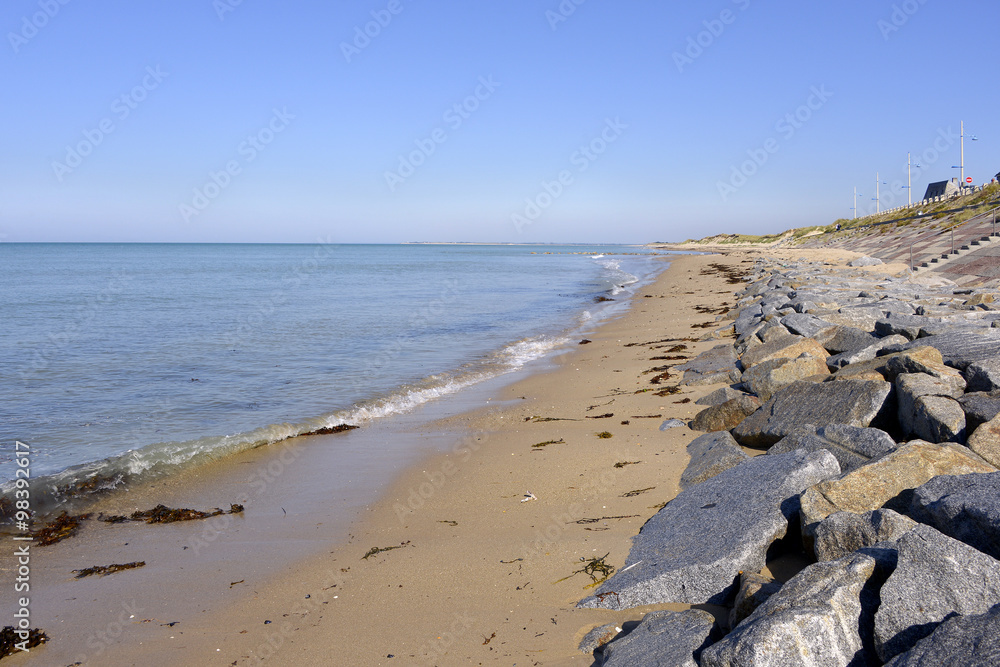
[4, 251, 762, 666]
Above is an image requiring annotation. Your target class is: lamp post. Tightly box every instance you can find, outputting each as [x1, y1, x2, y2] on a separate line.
[952, 120, 978, 190]
[903, 152, 922, 207]
[872, 173, 886, 213]
[875, 172, 880, 213]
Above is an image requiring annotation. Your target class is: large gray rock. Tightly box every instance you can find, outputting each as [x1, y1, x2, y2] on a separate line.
[874, 524, 1000, 661]
[910, 395, 966, 443]
[910, 472, 1000, 560]
[600, 609, 718, 667]
[965, 357, 1000, 392]
[701, 553, 877, 667]
[959, 391, 1000, 431]
[578, 449, 840, 609]
[677, 345, 742, 386]
[849, 256, 884, 267]
[695, 387, 748, 406]
[740, 335, 828, 370]
[799, 441, 997, 547]
[882, 603, 1000, 666]
[732, 379, 891, 448]
[967, 413, 1000, 468]
[679, 431, 749, 490]
[741, 354, 830, 402]
[768, 423, 897, 473]
[875, 314, 933, 340]
[823, 307, 884, 332]
[780, 313, 835, 338]
[885, 350, 967, 390]
[814, 509, 917, 562]
[690, 395, 761, 432]
[894, 330, 1000, 370]
[827, 334, 908, 369]
[728, 571, 782, 629]
[896, 373, 966, 442]
[831, 345, 948, 382]
[817, 326, 879, 355]
[577, 623, 618, 654]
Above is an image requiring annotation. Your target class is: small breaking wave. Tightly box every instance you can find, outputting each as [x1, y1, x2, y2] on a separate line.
[0, 334, 568, 519]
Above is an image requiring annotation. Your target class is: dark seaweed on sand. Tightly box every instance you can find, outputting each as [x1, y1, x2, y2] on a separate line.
[100, 503, 244, 524]
[301, 424, 359, 436]
[33, 512, 91, 547]
[73, 561, 145, 578]
[0, 626, 48, 658]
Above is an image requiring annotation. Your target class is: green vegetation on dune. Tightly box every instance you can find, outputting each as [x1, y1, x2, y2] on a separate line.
[672, 183, 1000, 247]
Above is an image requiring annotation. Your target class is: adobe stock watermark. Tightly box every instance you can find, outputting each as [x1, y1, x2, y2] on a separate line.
[340, 0, 410, 63]
[869, 126, 959, 213]
[717, 84, 833, 202]
[8, 0, 72, 54]
[878, 0, 929, 41]
[359, 278, 462, 381]
[417, 612, 477, 664]
[546, 0, 587, 31]
[392, 433, 484, 524]
[250, 568, 349, 663]
[18, 269, 133, 380]
[213, 0, 246, 21]
[511, 117, 627, 233]
[178, 107, 294, 223]
[69, 599, 144, 664]
[673, 0, 751, 73]
[224, 236, 338, 348]
[384, 76, 500, 192]
[51, 66, 169, 183]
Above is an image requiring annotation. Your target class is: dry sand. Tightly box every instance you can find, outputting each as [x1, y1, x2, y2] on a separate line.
[5, 251, 794, 666]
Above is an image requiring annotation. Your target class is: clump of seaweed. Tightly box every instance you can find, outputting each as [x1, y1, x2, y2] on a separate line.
[301, 424, 359, 436]
[649, 371, 671, 385]
[33, 512, 91, 547]
[621, 487, 655, 497]
[554, 553, 615, 588]
[362, 541, 411, 560]
[1, 626, 48, 657]
[54, 472, 126, 499]
[653, 387, 682, 396]
[586, 413, 614, 419]
[100, 503, 243, 525]
[596, 431, 613, 439]
[0, 497, 15, 522]
[531, 439, 565, 449]
[571, 515, 639, 524]
[73, 561, 145, 579]
[613, 461, 642, 469]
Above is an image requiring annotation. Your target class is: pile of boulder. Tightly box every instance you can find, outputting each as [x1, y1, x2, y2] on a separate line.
[580, 257, 1000, 666]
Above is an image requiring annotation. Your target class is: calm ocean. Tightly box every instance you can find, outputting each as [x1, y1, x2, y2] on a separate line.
[1, 243, 667, 511]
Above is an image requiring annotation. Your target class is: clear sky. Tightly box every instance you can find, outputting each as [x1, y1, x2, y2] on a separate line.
[2, 1, 997, 244]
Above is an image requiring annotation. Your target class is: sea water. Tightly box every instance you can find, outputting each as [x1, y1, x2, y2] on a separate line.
[0, 243, 667, 510]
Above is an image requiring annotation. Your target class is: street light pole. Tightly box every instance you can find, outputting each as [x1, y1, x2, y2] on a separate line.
[907, 152, 912, 206]
[876, 172, 881, 213]
[961, 120, 965, 187]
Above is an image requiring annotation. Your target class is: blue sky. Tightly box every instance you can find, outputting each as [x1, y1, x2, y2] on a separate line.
[1, 1, 997, 243]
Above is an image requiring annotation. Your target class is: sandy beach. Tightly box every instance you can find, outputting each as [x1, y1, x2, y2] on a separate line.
[6, 251, 778, 666]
